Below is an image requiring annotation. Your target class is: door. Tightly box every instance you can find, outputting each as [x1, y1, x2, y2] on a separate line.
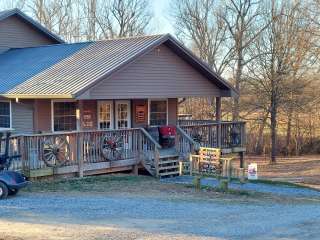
[98, 101, 114, 130]
[115, 100, 131, 129]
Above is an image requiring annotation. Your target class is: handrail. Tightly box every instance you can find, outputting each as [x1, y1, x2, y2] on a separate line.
[139, 128, 162, 149]
[10, 128, 142, 138]
[176, 126, 198, 147]
[179, 121, 246, 127]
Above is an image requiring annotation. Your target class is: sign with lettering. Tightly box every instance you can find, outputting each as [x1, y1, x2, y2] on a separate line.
[248, 163, 258, 180]
[82, 109, 93, 128]
[135, 105, 146, 123]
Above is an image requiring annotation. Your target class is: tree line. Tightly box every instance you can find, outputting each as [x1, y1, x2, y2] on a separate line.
[2, 0, 320, 162]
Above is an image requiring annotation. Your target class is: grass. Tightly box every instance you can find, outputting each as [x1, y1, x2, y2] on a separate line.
[24, 174, 156, 193]
[248, 178, 320, 191]
[193, 172, 318, 190]
[24, 173, 260, 200]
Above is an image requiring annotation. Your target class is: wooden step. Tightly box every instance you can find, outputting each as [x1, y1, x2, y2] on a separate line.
[159, 170, 180, 177]
[158, 159, 179, 165]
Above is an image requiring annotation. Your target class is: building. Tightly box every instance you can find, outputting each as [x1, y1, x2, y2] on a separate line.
[0, 9, 245, 178]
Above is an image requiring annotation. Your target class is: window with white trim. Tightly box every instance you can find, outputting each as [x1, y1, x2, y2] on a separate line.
[53, 101, 77, 131]
[116, 101, 130, 129]
[149, 100, 167, 126]
[98, 101, 113, 129]
[0, 101, 11, 129]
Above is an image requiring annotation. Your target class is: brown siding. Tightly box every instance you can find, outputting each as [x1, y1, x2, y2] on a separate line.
[87, 44, 223, 99]
[168, 98, 178, 125]
[0, 15, 56, 53]
[33, 99, 51, 133]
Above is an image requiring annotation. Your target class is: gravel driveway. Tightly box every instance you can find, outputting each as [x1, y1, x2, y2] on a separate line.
[1, 190, 320, 240]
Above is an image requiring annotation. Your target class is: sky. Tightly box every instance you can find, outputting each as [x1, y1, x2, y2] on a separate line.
[150, 0, 175, 35]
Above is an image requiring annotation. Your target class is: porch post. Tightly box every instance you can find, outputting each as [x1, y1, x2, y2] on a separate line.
[216, 97, 222, 148]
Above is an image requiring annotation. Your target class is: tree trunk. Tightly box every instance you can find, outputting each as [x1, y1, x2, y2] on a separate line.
[270, 96, 277, 163]
[255, 113, 268, 155]
[285, 110, 292, 156]
[233, 48, 243, 121]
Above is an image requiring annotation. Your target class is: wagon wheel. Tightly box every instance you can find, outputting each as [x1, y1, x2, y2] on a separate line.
[42, 136, 70, 167]
[100, 135, 124, 160]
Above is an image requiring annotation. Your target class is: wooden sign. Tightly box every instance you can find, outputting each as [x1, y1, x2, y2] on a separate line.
[82, 109, 93, 128]
[135, 105, 146, 123]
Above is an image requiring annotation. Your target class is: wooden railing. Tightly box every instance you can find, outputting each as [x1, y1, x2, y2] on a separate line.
[179, 121, 246, 149]
[3, 121, 246, 176]
[4, 128, 163, 176]
[176, 126, 199, 160]
[178, 119, 216, 126]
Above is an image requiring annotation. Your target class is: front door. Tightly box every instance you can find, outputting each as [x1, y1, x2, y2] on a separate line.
[115, 100, 131, 129]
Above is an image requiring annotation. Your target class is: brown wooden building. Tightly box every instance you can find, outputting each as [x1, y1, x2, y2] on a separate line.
[0, 9, 245, 178]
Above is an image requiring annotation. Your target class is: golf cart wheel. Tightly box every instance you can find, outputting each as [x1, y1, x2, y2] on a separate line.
[8, 188, 19, 196]
[0, 182, 8, 199]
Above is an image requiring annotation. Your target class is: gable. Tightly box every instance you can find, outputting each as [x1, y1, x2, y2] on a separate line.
[86, 44, 223, 99]
[0, 15, 58, 53]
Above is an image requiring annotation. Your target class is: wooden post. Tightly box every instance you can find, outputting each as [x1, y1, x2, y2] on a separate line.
[132, 164, 139, 175]
[189, 154, 193, 175]
[239, 151, 244, 169]
[20, 136, 28, 174]
[77, 133, 84, 178]
[155, 148, 160, 178]
[179, 161, 183, 176]
[216, 97, 222, 148]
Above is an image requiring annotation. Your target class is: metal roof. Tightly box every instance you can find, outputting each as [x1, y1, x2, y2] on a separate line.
[0, 8, 64, 43]
[0, 42, 91, 93]
[0, 34, 236, 98]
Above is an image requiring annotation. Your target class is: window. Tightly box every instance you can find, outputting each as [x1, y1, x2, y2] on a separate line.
[98, 101, 113, 129]
[0, 101, 11, 129]
[149, 100, 167, 126]
[53, 101, 77, 131]
[116, 101, 130, 129]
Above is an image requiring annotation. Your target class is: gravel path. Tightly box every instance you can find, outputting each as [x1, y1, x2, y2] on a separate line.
[1, 191, 320, 240]
[162, 176, 320, 198]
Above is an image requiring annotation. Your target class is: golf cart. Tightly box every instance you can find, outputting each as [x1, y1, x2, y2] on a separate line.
[0, 129, 28, 199]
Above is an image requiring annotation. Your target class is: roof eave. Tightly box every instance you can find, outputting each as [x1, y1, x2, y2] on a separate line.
[0, 94, 74, 99]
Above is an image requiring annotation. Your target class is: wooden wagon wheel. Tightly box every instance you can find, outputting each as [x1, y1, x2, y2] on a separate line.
[100, 134, 124, 160]
[42, 136, 70, 167]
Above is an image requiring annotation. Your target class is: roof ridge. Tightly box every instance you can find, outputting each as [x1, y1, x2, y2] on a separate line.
[3, 34, 170, 51]
[7, 41, 93, 51]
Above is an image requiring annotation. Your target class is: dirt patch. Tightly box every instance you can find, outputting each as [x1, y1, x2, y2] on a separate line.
[238, 156, 320, 189]
[0, 220, 218, 240]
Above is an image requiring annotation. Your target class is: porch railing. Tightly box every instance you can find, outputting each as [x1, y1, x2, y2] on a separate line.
[179, 121, 246, 149]
[5, 128, 161, 175]
[4, 121, 246, 175]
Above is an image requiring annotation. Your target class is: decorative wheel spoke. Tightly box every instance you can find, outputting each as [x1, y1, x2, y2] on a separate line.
[42, 136, 70, 167]
[101, 134, 124, 160]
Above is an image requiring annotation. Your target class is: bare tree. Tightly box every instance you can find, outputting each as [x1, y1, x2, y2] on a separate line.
[29, 0, 79, 42]
[172, 0, 233, 75]
[221, 0, 269, 121]
[94, 0, 152, 39]
[0, 0, 26, 10]
[245, 0, 318, 162]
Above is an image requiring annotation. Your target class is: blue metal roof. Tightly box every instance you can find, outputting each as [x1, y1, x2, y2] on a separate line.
[0, 42, 91, 93]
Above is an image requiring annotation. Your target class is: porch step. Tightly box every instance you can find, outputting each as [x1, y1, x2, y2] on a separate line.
[158, 152, 180, 179]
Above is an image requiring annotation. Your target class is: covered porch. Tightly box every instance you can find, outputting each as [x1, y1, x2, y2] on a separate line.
[5, 96, 246, 179]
